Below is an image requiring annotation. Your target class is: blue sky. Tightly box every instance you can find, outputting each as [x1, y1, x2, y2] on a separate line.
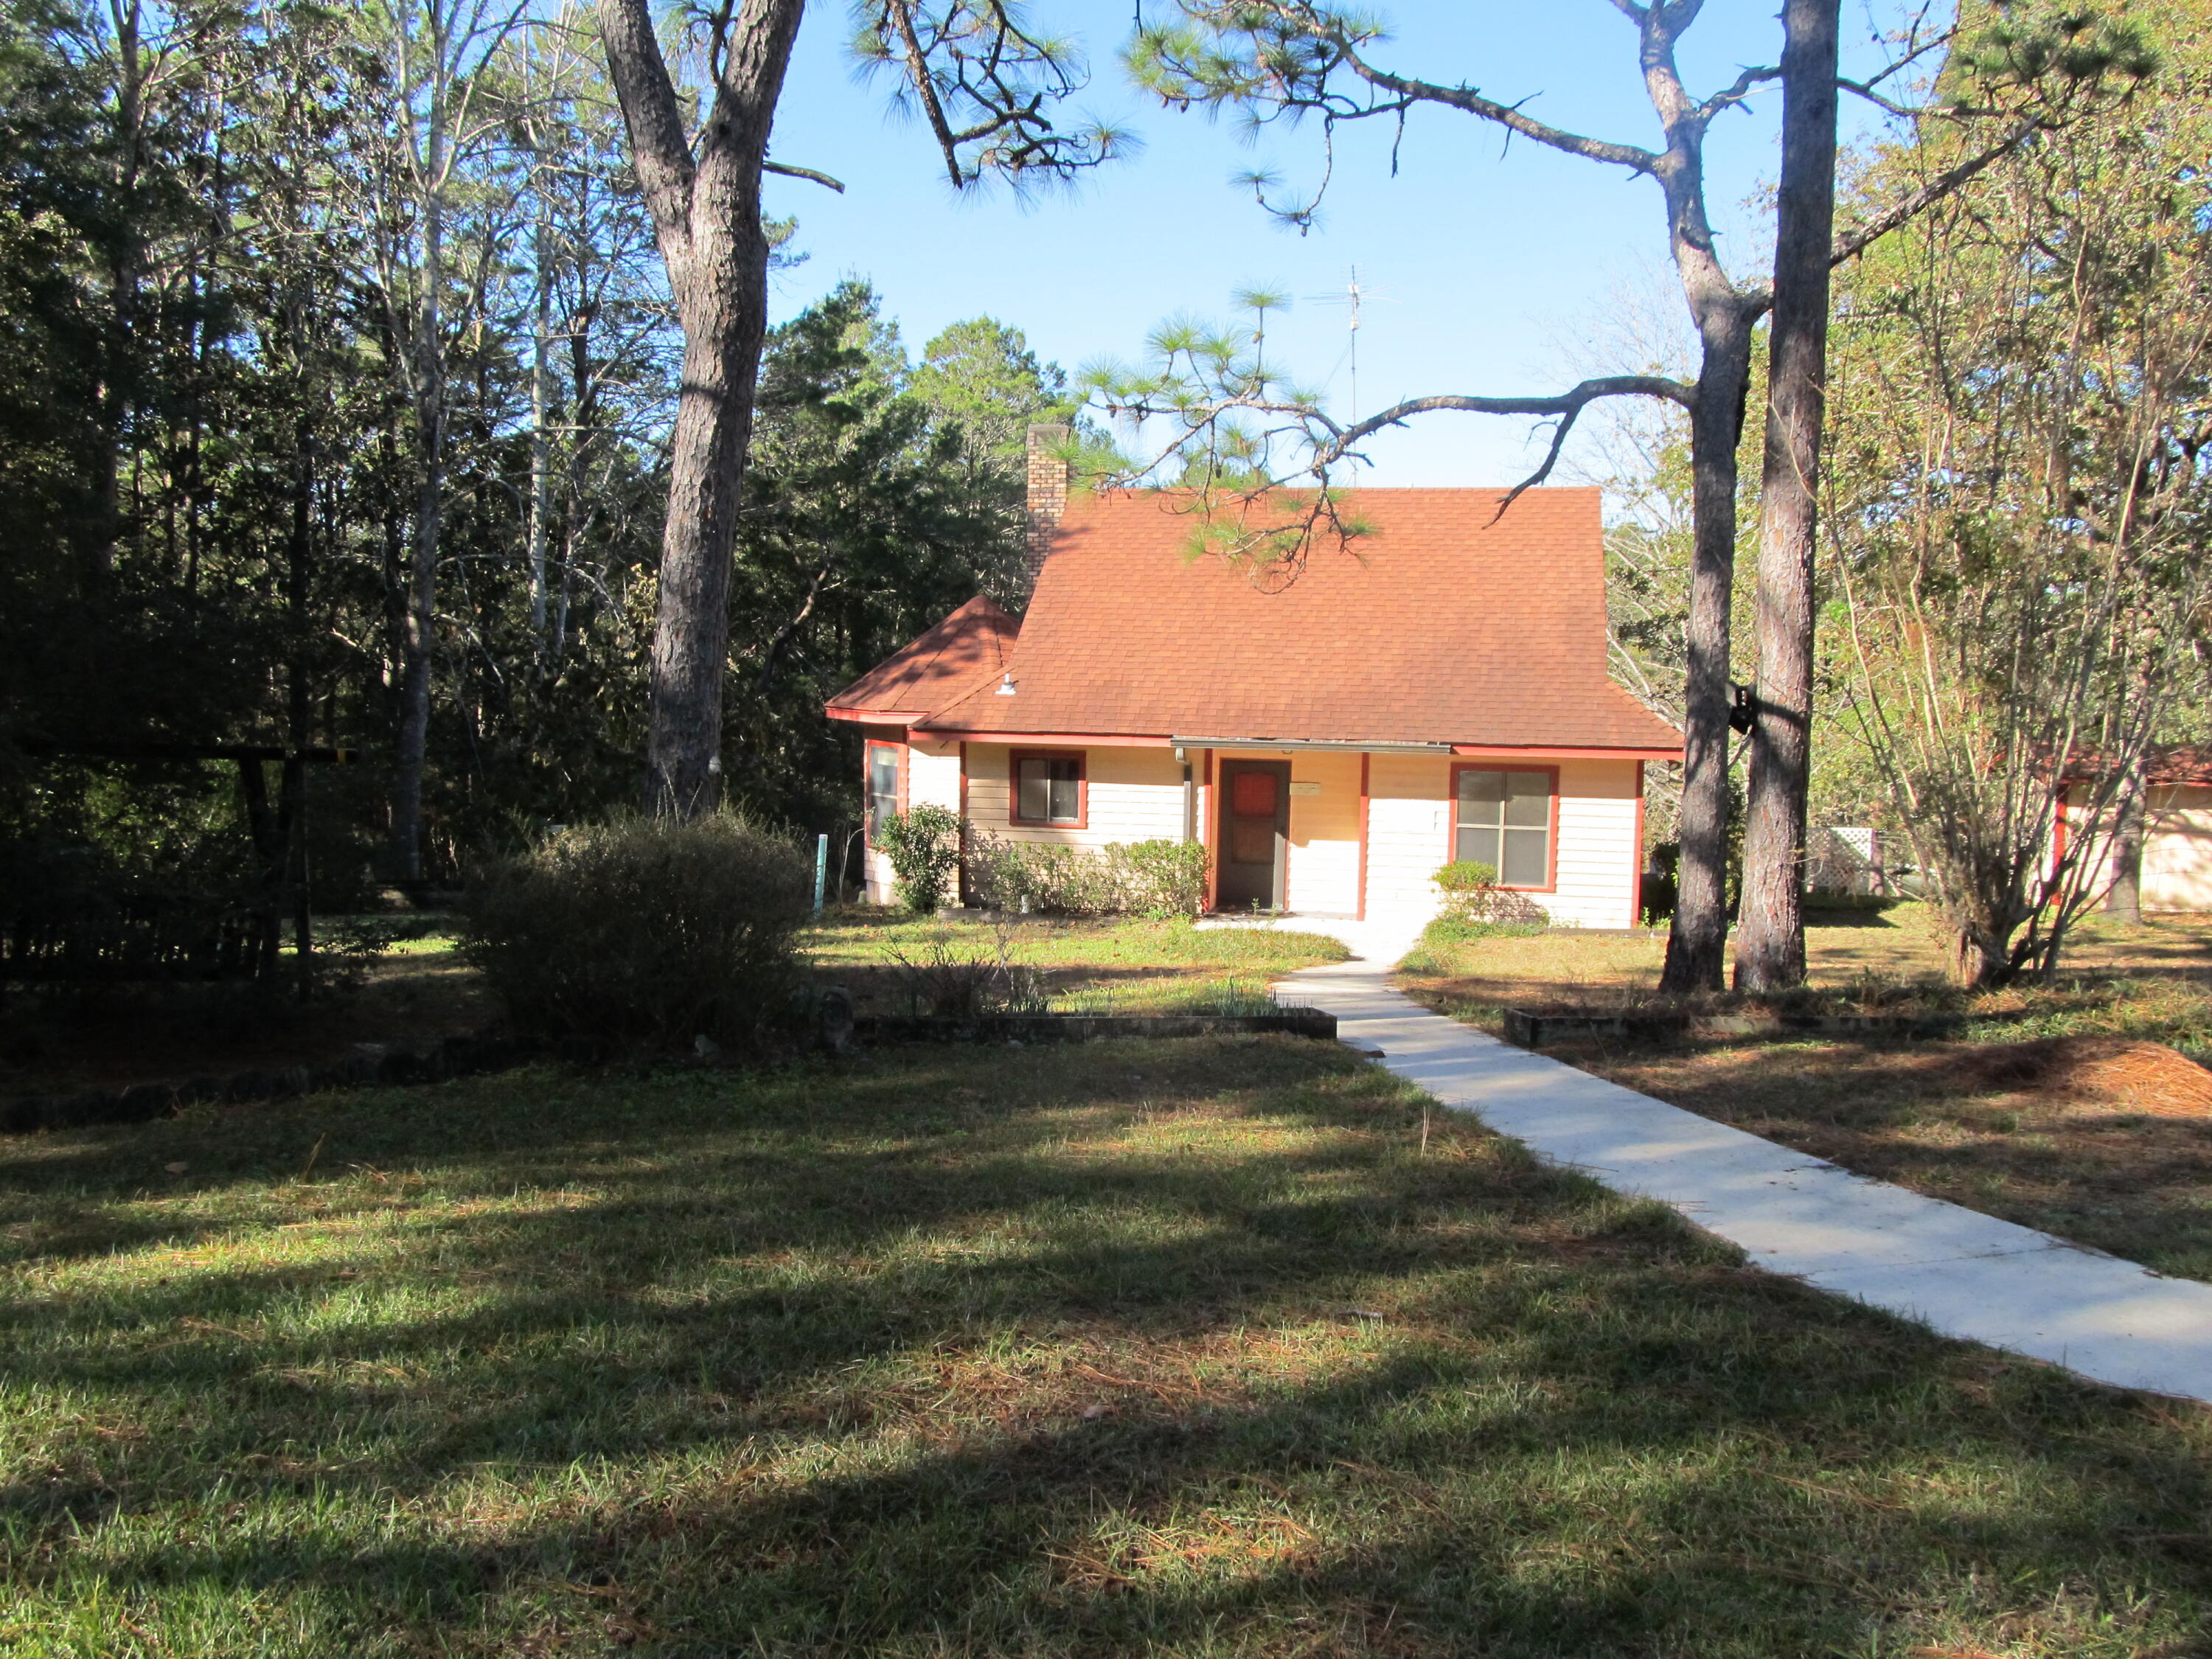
[759, 2, 1920, 486]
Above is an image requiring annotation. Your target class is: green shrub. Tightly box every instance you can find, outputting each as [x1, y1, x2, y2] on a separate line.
[1118, 839, 1208, 918]
[965, 832, 1207, 917]
[1430, 858, 1548, 939]
[1434, 859, 1500, 894]
[462, 813, 811, 1054]
[877, 804, 964, 913]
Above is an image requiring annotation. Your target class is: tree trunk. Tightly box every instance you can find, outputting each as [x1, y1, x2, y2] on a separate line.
[528, 204, 554, 650]
[646, 218, 772, 815]
[287, 397, 316, 1001]
[389, 448, 442, 884]
[1660, 310, 1753, 992]
[1736, 0, 1840, 991]
[93, 0, 147, 580]
[388, 111, 447, 886]
[596, 0, 805, 818]
[2107, 768, 2147, 923]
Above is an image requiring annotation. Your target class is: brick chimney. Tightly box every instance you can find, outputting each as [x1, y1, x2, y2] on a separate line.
[1023, 422, 1071, 601]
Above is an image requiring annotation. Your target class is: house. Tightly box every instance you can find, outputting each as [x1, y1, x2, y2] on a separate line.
[2065, 750, 2212, 913]
[825, 430, 1683, 928]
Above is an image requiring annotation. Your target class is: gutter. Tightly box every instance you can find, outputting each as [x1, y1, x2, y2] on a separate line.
[1171, 736, 1453, 755]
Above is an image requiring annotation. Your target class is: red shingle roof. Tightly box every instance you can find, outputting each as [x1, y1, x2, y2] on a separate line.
[904, 488, 1680, 752]
[825, 594, 1018, 720]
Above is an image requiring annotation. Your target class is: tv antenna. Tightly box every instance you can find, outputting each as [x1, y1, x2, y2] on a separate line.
[1308, 266, 1381, 468]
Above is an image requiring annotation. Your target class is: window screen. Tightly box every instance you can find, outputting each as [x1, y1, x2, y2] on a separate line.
[867, 745, 900, 843]
[1016, 755, 1082, 824]
[1455, 769, 1551, 886]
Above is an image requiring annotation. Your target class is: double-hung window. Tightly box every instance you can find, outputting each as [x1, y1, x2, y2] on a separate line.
[1012, 751, 1084, 827]
[866, 743, 901, 844]
[1453, 768, 1554, 888]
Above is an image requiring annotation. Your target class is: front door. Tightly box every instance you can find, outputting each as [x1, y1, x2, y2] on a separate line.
[1216, 760, 1290, 911]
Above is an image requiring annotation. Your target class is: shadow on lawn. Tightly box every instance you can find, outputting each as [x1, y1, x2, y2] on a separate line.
[5, 1040, 2212, 1655]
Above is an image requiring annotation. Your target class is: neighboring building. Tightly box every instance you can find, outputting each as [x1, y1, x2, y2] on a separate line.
[825, 431, 1683, 927]
[2065, 750, 2212, 914]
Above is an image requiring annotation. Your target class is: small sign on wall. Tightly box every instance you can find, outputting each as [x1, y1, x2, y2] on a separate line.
[1288, 781, 1322, 796]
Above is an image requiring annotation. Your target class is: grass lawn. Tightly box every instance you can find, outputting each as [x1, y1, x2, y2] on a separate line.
[6, 1038, 2212, 1655]
[799, 910, 1352, 1015]
[1401, 907, 2212, 1281]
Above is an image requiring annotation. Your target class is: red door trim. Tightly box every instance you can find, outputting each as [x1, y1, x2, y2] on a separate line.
[1357, 751, 1371, 922]
[1202, 748, 1217, 911]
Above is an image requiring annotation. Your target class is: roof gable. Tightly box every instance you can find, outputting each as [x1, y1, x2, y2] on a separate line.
[826, 594, 1018, 720]
[920, 488, 1679, 751]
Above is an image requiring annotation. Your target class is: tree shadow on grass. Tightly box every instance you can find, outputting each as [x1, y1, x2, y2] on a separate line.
[5, 1037, 2212, 1655]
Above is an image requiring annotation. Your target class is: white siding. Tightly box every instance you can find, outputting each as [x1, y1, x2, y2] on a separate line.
[1364, 753, 1452, 922]
[908, 740, 962, 813]
[1549, 759, 1642, 928]
[933, 740, 1643, 924]
[2145, 784, 2212, 912]
[1363, 753, 1642, 929]
[964, 742, 1186, 846]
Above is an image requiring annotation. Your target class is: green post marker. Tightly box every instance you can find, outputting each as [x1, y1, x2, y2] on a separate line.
[814, 832, 827, 911]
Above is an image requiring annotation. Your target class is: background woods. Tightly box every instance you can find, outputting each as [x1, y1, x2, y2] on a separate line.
[0, 0, 1068, 959]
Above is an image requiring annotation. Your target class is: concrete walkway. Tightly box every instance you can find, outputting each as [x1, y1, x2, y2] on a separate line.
[1253, 920, 2212, 1403]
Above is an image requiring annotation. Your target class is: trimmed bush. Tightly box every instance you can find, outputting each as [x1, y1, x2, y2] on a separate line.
[965, 833, 1207, 917]
[877, 804, 963, 914]
[463, 813, 811, 1054]
[1118, 839, 1208, 918]
[1429, 858, 1549, 942]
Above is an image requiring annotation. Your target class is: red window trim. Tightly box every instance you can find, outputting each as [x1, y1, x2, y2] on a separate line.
[1447, 761, 1561, 893]
[1009, 747, 1088, 830]
[864, 739, 905, 848]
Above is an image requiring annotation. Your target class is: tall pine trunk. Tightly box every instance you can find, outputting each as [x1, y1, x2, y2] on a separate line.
[1663, 312, 1753, 991]
[2106, 760, 2147, 923]
[645, 190, 775, 814]
[388, 167, 445, 885]
[1736, 0, 1842, 990]
[527, 204, 554, 651]
[595, 0, 804, 818]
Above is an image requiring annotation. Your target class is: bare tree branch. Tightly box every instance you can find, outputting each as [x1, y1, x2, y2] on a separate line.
[762, 159, 845, 191]
[1697, 63, 1781, 124]
[1321, 375, 1696, 459]
[1829, 122, 2038, 268]
[1340, 44, 1660, 173]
